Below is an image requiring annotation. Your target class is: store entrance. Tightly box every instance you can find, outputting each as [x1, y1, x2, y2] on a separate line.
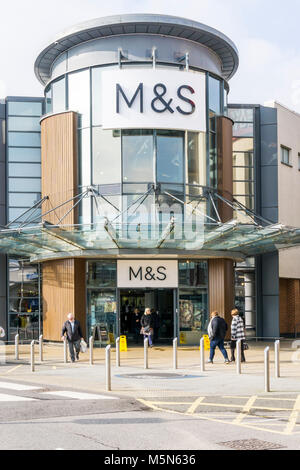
[120, 289, 175, 345]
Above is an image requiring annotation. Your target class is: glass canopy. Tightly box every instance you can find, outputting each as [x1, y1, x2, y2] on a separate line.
[1, 220, 300, 262]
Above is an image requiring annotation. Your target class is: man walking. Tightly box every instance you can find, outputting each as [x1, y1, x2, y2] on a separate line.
[61, 313, 84, 363]
[207, 311, 230, 364]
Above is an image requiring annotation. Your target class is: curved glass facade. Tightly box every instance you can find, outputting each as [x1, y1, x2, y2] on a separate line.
[45, 64, 226, 224]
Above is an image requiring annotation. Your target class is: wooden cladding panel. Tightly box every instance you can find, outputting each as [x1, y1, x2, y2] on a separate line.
[279, 278, 300, 335]
[217, 116, 234, 223]
[41, 112, 78, 225]
[42, 259, 86, 341]
[209, 258, 234, 336]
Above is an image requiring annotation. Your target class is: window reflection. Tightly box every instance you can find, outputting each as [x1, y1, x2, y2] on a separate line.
[157, 130, 184, 183]
[93, 128, 121, 185]
[122, 130, 154, 183]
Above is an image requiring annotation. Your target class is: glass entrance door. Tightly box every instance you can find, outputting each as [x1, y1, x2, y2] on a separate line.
[119, 288, 175, 345]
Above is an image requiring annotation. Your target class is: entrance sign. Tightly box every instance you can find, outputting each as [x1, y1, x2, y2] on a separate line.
[101, 70, 206, 132]
[117, 260, 178, 288]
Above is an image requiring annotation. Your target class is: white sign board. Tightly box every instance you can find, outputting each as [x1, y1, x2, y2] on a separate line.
[117, 260, 178, 288]
[101, 69, 206, 132]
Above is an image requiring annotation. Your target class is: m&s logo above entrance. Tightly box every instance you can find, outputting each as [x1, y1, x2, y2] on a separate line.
[101, 69, 206, 133]
[117, 260, 178, 288]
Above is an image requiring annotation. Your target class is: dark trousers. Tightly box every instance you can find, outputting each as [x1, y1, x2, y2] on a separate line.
[230, 340, 246, 362]
[68, 340, 81, 362]
[209, 338, 229, 361]
[143, 334, 153, 347]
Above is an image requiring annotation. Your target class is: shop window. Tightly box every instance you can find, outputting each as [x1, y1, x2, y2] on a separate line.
[187, 132, 206, 187]
[157, 130, 184, 184]
[92, 128, 121, 186]
[209, 76, 221, 116]
[52, 77, 66, 114]
[68, 70, 90, 128]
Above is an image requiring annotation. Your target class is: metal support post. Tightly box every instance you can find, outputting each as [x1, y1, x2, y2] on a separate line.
[144, 338, 149, 370]
[116, 337, 120, 367]
[39, 335, 43, 362]
[264, 346, 270, 392]
[173, 338, 178, 370]
[15, 334, 19, 360]
[236, 339, 242, 375]
[89, 336, 94, 365]
[106, 345, 111, 392]
[200, 337, 205, 372]
[275, 340, 280, 378]
[31, 340, 35, 373]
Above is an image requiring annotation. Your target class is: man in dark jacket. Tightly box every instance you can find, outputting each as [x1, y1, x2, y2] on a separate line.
[61, 313, 84, 363]
[207, 311, 230, 364]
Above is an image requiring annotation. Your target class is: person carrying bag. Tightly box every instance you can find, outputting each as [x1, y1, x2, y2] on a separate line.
[230, 308, 247, 363]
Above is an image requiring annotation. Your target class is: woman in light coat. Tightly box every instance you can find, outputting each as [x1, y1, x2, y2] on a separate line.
[230, 308, 246, 363]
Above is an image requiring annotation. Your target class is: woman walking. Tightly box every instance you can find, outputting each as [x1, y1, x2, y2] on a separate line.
[140, 308, 154, 348]
[230, 308, 246, 363]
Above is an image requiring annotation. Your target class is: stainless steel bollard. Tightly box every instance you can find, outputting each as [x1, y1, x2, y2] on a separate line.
[200, 337, 205, 372]
[144, 338, 149, 369]
[105, 345, 111, 391]
[173, 338, 178, 370]
[236, 339, 242, 375]
[89, 336, 94, 365]
[116, 337, 120, 367]
[275, 340, 280, 378]
[15, 334, 19, 360]
[30, 340, 35, 372]
[39, 335, 43, 362]
[63, 337, 68, 363]
[264, 346, 270, 392]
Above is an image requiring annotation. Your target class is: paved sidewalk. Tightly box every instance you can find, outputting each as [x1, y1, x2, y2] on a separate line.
[0, 341, 299, 398]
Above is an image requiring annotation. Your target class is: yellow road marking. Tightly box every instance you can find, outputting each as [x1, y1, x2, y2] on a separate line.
[187, 397, 205, 414]
[233, 396, 258, 424]
[1, 365, 23, 375]
[137, 399, 290, 436]
[284, 394, 300, 435]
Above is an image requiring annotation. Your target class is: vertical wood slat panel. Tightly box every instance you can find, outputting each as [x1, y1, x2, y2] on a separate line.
[209, 259, 234, 336]
[41, 112, 86, 341]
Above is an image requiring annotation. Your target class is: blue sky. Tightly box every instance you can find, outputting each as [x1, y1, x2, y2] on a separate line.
[1, 0, 300, 111]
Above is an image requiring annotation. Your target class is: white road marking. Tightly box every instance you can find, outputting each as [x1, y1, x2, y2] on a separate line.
[0, 381, 43, 391]
[0, 393, 35, 402]
[42, 391, 119, 400]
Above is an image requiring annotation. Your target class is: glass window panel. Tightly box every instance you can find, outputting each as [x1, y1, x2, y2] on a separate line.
[233, 167, 254, 181]
[78, 128, 91, 188]
[9, 163, 41, 178]
[87, 289, 117, 347]
[45, 87, 52, 114]
[52, 77, 66, 114]
[179, 289, 209, 345]
[92, 67, 102, 126]
[233, 181, 254, 196]
[122, 193, 155, 226]
[7, 101, 42, 116]
[9, 193, 41, 207]
[209, 76, 221, 115]
[281, 146, 290, 165]
[92, 128, 121, 185]
[8, 178, 41, 192]
[157, 130, 184, 184]
[9, 259, 39, 283]
[233, 195, 255, 210]
[8, 132, 41, 147]
[233, 152, 253, 167]
[68, 70, 90, 128]
[87, 261, 117, 288]
[123, 183, 149, 194]
[122, 130, 154, 183]
[233, 138, 253, 153]
[209, 132, 217, 188]
[179, 261, 208, 287]
[187, 132, 206, 186]
[93, 195, 121, 222]
[8, 117, 41, 132]
[8, 313, 41, 341]
[9, 298, 40, 313]
[9, 207, 41, 222]
[8, 147, 41, 162]
[228, 108, 254, 122]
[233, 122, 254, 138]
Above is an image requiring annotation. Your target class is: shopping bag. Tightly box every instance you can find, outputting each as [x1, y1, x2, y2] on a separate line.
[80, 339, 87, 353]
